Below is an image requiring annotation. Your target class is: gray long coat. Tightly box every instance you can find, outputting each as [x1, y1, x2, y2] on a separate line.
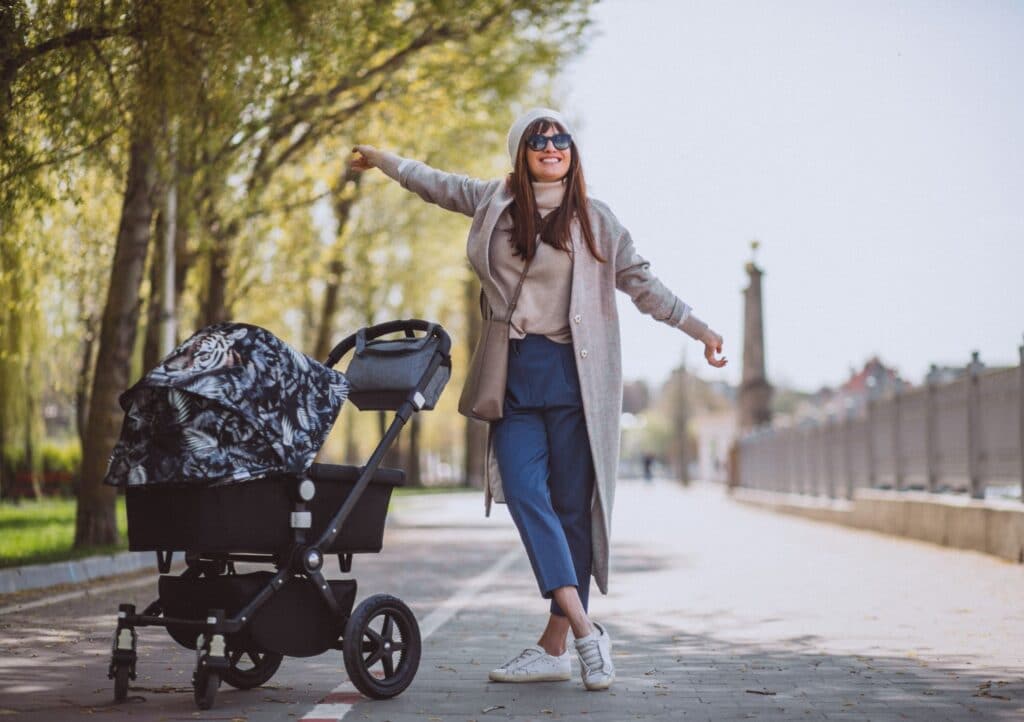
[379, 155, 694, 595]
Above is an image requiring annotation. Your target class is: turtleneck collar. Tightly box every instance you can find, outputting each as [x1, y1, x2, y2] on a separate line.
[532, 179, 566, 214]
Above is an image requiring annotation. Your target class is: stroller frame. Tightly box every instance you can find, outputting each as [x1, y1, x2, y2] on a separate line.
[108, 320, 452, 709]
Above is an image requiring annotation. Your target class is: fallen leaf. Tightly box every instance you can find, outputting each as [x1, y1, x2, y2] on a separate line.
[482, 705, 505, 713]
[131, 685, 192, 694]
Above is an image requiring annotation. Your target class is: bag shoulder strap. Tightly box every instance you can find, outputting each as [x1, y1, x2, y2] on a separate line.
[506, 254, 532, 318]
[481, 207, 554, 323]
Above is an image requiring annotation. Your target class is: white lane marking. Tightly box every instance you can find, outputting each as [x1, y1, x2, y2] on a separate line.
[300, 702, 355, 720]
[418, 546, 520, 641]
[0, 573, 159, 616]
[301, 545, 521, 722]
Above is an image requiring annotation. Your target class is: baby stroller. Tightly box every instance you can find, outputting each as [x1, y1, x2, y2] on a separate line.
[103, 319, 451, 710]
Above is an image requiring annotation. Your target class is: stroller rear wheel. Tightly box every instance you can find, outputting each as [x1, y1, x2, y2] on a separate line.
[342, 594, 421, 699]
[222, 647, 283, 690]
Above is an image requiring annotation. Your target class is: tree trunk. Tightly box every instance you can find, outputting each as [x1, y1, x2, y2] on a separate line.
[75, 307, 99, 451]
[343, 409, 359, 464]
[171, 201, 194, 336]
[0, 4, 21, 131]
[407, 414, 422, 487]
[313, 259, 344, 361]
[0, 373, 5, 499]
[379, 410, 402, 470]
[672, 367, 691, 485]
[462, 273, 486, 488]
[23, 366, 40, 500]
[202, 233, 231, 326]
[313, 162, 362, 361]
[75, 130, 158, 548]
[142, 209, 165, 372]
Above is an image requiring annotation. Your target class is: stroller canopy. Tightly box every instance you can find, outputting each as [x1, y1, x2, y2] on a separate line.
[105, 323, 349, 487]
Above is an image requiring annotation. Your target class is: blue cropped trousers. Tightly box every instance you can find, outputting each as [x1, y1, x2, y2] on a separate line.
[492, 334, 595, 617]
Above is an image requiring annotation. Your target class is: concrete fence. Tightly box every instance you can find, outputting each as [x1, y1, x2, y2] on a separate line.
[738, 342, 1024, 502]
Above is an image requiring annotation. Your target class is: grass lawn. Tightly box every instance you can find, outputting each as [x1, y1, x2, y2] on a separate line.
[0, 486, 469, 570]
[0, 497, 127, 569]
[393, 484, 473, 496]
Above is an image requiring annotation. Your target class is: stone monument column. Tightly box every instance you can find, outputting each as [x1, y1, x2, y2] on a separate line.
[739, 241, 772, 431]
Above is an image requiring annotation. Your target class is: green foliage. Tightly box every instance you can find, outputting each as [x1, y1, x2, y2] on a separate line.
[1, 439, 80, 498]
[1, 0, 598, 501]
[41, 439, 81, 475]
[0, 496, 127, 568]
[1, 442, 26, 477]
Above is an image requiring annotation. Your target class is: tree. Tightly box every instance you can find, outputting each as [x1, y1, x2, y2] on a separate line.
[75, 1, 319, 545]
[76, 130, 159, 543]
[0, 1, 131, 498]
[2, 0, 596, 535]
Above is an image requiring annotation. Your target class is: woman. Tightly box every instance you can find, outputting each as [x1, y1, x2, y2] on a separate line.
[351, 107, 727, 691]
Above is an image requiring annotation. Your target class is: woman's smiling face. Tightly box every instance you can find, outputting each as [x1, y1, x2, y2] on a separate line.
[525, 124, 572, 182]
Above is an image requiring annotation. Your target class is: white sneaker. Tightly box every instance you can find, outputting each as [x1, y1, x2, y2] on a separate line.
[574, 622, 615, 690]
[488, 645, 571, 682]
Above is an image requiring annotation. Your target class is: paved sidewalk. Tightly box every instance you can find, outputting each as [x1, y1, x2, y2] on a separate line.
[371, 479, 1024, 721]
[1, 479, 1023, 721]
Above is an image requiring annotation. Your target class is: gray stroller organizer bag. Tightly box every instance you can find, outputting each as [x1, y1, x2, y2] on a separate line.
[340, 320, 451, 411]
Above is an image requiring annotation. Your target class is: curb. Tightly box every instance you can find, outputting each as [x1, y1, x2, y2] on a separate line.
[0, 551, 156, 596]
[0, 490, 468, 598]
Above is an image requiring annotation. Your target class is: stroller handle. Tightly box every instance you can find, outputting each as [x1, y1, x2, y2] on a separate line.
[324, 319, 452, 368]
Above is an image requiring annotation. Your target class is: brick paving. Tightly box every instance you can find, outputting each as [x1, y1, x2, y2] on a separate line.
[1, 479, 1022, 721]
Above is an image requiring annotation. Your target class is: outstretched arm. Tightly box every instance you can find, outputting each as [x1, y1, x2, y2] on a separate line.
[614, 227, 727, 369]
[352, 145, 496, 218]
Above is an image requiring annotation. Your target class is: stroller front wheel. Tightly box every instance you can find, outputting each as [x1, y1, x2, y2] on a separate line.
[193, 667, 221, 710]
[342, 594, 421, 699]
[112, 663, 130, 701]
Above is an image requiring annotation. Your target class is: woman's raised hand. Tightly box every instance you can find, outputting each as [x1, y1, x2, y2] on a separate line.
[351, 144, 379, 172]
[702, 330, 728, 368]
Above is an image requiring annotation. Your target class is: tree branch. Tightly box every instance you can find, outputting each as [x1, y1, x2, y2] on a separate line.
[6, 25, 134, 74]
[0, 126, 119, 184]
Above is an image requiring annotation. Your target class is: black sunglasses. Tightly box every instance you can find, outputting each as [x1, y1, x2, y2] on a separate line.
[526, 133, 572, 152]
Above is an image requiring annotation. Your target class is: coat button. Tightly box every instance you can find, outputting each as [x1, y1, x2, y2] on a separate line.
[580, 349, 588, 358]
[573, 314, 582, 323]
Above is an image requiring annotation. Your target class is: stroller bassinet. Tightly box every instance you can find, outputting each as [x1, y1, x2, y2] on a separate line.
[104, 320, 451, 710]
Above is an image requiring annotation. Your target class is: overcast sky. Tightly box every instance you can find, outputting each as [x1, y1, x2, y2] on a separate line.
[557, 0, 1023, 392]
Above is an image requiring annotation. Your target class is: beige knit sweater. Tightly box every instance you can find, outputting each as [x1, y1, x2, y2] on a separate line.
[489, 180, 573, 343]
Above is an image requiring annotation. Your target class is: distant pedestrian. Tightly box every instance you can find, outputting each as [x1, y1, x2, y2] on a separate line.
[643, 454, 655, 482]
[352, 108, 726, 691]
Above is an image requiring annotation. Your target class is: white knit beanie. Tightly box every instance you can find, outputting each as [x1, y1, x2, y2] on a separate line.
[506, 107, 575, 165]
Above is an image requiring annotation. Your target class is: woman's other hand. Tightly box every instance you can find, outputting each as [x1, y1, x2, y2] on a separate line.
[702, 330, 727, 368]
[351, 144, 379, 172]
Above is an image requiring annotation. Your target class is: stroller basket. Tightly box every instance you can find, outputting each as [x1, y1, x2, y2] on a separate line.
[159, 571, 358, 658]
[127, 463, 404, 554]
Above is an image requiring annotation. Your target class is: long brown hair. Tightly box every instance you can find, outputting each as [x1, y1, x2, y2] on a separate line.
[507, 118, 606, 263]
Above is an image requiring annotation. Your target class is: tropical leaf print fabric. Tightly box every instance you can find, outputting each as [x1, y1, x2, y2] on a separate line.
[104, 323, 349, 487]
